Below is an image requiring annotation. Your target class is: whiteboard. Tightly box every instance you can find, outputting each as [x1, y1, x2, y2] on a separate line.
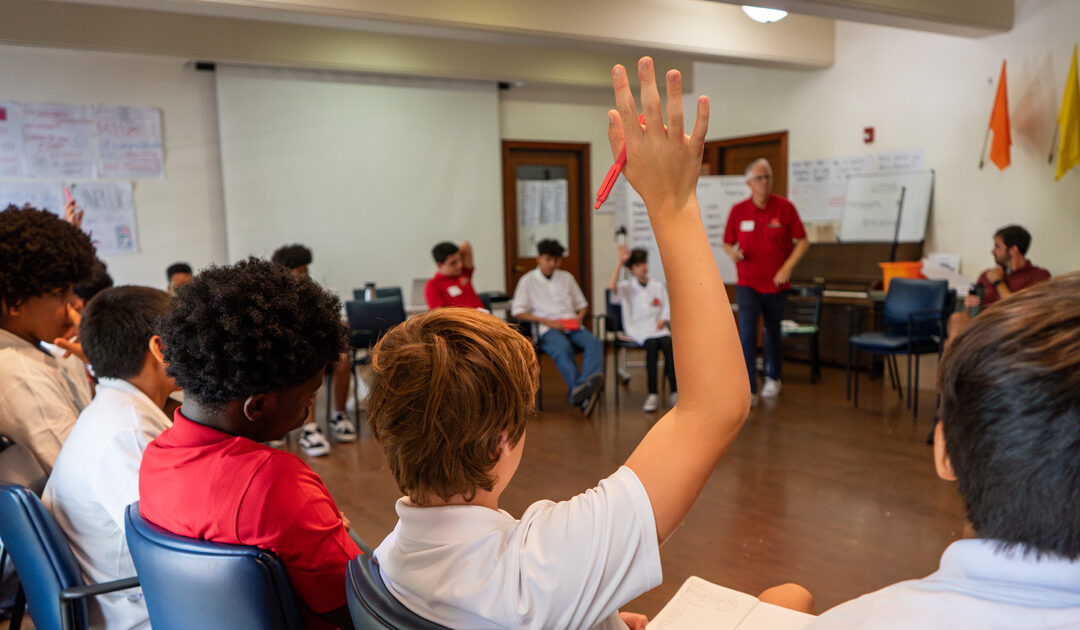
[615, 175, 748, 286]
[839, 170, 933, 243]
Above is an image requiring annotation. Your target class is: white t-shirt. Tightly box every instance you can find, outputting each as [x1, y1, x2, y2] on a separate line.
[613, 278, 671, 346]
[43, 378, 171, 630]
[0, 328, 92, 474]
[511, 268, 589, 337]
[806, 539, 1080, 629]
[375, 466, 662, 629]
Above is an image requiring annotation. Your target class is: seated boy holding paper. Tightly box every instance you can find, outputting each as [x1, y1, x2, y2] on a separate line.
[806, 273, 1080, 628]
[368, 57, 809, 629]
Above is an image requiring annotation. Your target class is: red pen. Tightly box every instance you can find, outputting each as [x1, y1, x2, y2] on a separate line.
[64, 186, 72, 203]
[594, 114, 646, 210]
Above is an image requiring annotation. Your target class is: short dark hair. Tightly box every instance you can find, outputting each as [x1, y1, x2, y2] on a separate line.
[432, 242, 460, 264]
[74, 259, 114, 302]
[270, 244, 313, 270]
[166, 262, 193, 281]
[994, 225, 1032, 256]
[0, 205, 96, 307]
[625, 248, 648, 268]
[939, 272, 1080, 559]
[537, 239, 565, 257]
[160, 257, 346, 410]
[80, 286, 172, 380]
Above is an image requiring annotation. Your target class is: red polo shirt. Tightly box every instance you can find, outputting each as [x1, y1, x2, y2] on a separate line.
[723, 195, 806, 294]
[139, 410, 361, 629]
[976, 263, 1051, 306]
[425, 266, 483, 309]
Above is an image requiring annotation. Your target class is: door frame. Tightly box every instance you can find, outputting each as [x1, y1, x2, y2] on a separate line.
[703, 130, 789, 197]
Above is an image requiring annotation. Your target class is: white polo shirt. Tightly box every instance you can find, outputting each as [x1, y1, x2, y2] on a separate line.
[613, 278, 671, 346]
[511, 268, 589, 337]
[43, 378, 171, 630]
[0, 328, 92, 474]
[374, 466, 662, 629]
[806, 538, 1080, 629]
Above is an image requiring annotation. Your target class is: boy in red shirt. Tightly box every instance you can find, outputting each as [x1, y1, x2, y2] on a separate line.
[139, 258, 361, 629]
[425, 241, 484, 310]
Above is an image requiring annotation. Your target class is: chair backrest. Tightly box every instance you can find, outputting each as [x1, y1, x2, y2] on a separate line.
[882, 278, 948, 333]
[124, 503, 301, 630]
[603, 288, 626, 334]
[346, 297, 408, 348]
[352, 287, 404, 302]
[0, 485, 88, 630]
[409, 278, 429, 309]
[0, 437, 47, 497]
[783, 286, 823, 326]
[346, 555, 450, 630]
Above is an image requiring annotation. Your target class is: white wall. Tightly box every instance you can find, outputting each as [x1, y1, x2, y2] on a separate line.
[694, 0, 1080, 278]
[0, 44, 226, 289]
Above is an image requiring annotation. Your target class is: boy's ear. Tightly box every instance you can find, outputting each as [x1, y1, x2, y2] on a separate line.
[242, 394, 267, 423]
[933, 421, 957, 481]
[148, 335, 166, 364]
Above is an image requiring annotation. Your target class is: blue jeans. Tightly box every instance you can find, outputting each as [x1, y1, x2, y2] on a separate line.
[736, 286, 787, 394]
[538, 328, 603, 399]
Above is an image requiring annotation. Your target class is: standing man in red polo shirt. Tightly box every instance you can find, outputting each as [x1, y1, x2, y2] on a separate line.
[723, 158, 810, 406]
[425, 241, 485, 310]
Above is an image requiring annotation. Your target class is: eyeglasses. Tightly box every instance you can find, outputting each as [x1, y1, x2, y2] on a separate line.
[749, 174, 772, 182]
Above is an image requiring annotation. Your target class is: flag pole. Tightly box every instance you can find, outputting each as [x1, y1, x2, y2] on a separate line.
[978, 126, 991, 169]
[1049, 123, 1059, 164]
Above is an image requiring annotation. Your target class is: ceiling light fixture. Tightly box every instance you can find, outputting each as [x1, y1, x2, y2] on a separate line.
[742, 6, 789, 23]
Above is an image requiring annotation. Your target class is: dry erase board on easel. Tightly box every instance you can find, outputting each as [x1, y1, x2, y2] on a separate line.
[838, 170, 933, 242]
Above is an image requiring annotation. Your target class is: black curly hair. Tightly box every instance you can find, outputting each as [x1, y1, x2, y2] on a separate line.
[270, 244, 313, 271]
[74, 259, 114, 302]
[159, 257, 346, 409]
[0, 205, 96, 306]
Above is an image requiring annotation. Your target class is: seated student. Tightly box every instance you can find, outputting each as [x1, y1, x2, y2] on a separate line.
[270, 243, 357, 454]
[43, 286, 176, 630]
[807, 273, 1080, 628]
[367, 57, 802, 628]
[511, 238, 604, 415]
[165, 262, 193, 295]
[0, 205, 96, 474]
[608, 246, 677, 412]
[139, 258, 361, 630]
[947, 224, 1051, 341]
[425, 240, 484, 309]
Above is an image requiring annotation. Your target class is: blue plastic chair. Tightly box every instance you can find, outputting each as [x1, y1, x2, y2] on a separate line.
[846, 278, 949, 419]
[346, 554, 450, 630]
[0, 440, 139, 630]
[124, 503, 301, 630]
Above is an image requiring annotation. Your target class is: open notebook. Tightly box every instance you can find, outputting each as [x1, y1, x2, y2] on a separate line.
[648, 577, 814, 630]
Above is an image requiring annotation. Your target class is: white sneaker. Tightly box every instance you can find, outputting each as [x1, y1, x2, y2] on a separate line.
[299, 422, 330, 457]
[761, 378, 782, 399]
[750, 393, 760, 408]
[329, 412, 357, 442]
[642, 393, 659, 412]
[667, 391, 678, 407]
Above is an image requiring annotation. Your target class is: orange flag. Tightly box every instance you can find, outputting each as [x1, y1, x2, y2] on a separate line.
[988, 60, 1011, 170]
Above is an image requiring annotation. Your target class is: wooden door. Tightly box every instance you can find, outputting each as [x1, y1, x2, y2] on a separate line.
[702, 131, 788, 196]
[501, 141, 591, 300]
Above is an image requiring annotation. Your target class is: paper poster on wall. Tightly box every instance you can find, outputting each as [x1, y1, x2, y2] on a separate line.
[789, 154, 875, 222]
[22, 104, 96, 179]
[69, 181, 139, 255]
[0, 102, 24, 178]
[94, 105, 165, 179]
[616, 175, 746, 286]
[876, 148, 924, 172]
[0, 181, 65, 216]
[540, 179, 568, 224]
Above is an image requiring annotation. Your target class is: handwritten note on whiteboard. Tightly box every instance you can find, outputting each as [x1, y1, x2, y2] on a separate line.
[22, 104, 96, 179]
[789, 155, 875, 222]
[69, 181, 139, 255]
[94, 105, 165, 179]
[0, 102, 24, 178]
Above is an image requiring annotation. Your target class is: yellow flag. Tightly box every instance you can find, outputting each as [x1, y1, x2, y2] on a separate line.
[1057, 45, 1080, 180]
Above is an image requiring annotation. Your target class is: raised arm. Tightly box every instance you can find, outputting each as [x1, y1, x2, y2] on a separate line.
[615, 57, 750, 544]
[459, 241, 474, 269]
[608, 245, 631, 292]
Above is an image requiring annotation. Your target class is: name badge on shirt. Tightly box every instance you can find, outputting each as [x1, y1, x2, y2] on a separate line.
[447, 285, 463, 298]
[739, 219, 755, 232]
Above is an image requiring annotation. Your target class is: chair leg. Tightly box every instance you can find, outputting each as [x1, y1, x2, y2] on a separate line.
[845, 342, 852, 401]
[890, 356, 903, 399]
[906, 352, 914, 411]
[613, 343, 620, 408]
[11, 584, 25, 630]
[350, 351, 362, 432]
[914, 351, 921, 420]
[853, 349, 860, 408]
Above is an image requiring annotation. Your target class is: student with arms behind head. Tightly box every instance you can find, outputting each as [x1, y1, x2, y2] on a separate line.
[807, 273, 1080, 629]
[165, 262, 192, 295]
[139, 258, 361, 630]
[0, 205, 96, 473]
[367, 57, 796, 629]
[44, 286, 176, 629]
[425, 240, 484, 309]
